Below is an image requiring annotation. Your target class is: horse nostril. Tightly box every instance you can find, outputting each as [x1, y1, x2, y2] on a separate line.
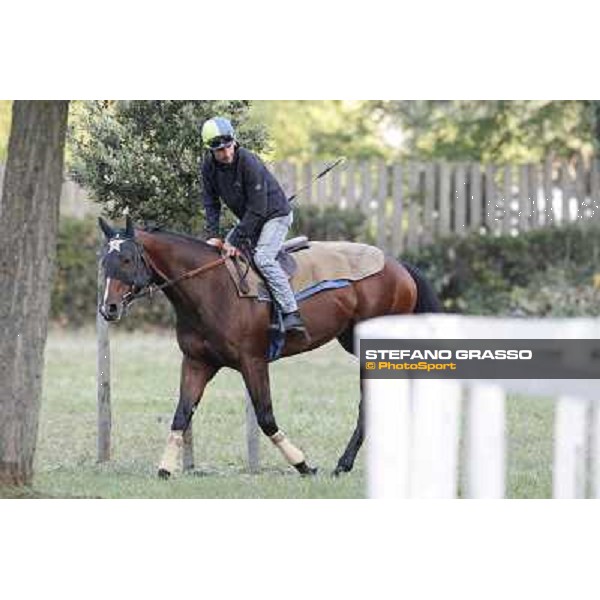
[100, 303, 120, 321]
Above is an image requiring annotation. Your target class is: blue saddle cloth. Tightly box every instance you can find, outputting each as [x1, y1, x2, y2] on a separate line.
[267, 279, 351, 361]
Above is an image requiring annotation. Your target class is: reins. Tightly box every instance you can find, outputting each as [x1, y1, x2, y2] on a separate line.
[122, 246, 227, 305]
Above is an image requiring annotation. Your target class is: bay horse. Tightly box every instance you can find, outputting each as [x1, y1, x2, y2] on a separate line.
[98, 216, 441, 478]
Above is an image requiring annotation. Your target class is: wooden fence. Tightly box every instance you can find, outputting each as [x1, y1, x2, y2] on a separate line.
[3, 156, 599, 255]
[272, 155, 600, 254]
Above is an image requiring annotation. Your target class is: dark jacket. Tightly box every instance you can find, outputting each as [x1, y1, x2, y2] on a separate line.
[201, 146, 291, 247]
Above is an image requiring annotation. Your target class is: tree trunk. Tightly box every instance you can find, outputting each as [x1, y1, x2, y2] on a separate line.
[0, 101, 69, 486]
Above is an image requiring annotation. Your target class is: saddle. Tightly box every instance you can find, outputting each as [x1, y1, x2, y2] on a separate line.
[225, 237, 384, 299]
[274, 235, 310, 277]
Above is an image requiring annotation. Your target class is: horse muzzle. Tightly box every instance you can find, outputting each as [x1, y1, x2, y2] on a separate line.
[99, 302, 122, 322]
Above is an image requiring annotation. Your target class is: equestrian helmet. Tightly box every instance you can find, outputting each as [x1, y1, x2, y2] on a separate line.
[201, 117, 236, 150]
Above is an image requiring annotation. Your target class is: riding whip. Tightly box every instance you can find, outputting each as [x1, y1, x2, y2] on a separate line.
[287, 156, 346, 204]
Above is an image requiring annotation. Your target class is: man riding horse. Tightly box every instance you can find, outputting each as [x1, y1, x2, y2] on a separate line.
[98, 119, 442, 478]
[200, 116, 306, 335]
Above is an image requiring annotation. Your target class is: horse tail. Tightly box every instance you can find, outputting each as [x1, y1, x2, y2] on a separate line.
[401, 261, 443, 314]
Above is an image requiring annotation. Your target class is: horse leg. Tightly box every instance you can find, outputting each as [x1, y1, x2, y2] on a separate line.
[333, 326, 365, 476]
[158, 357, 218, 479]
[333, 391, 365, 476]
[241, 357, 317, 476]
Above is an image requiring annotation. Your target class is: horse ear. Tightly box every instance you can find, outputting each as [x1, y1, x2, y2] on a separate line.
[125, 215, 135, 238]
[98, 217, 114, 239]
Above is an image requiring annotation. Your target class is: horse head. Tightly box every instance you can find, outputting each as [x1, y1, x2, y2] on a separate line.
[98, 215, 153, 322]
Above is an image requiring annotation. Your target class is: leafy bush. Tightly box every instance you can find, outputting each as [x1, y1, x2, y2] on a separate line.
[68, 101, 267, 233]
[51, 218, 99, 326]
[508, 267, 600, 317]
[402, 224, 600, 315]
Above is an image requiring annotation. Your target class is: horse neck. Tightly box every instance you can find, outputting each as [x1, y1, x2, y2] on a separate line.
[136, 229, 219, 280]
[135, 230, 229, 328]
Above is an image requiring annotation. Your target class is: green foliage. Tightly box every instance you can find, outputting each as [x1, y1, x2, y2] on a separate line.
[403, 224, 600, 315]
[68, 101, 268, 233]
[253, 101, 388, 161]
[376, 100, 596, 163]
[291, 205, 367, 242]
[51, 218, 99, 326]
[508, 266, 600, 317]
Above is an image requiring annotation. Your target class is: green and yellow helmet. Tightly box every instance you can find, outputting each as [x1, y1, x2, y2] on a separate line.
[201, 117, 236, 150]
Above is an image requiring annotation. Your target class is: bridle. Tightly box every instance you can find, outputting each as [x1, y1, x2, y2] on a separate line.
[116, 240, 228, 309]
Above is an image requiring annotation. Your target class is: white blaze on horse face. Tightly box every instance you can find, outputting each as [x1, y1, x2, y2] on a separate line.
[103, 277, 111, 305]
[108, 239, 126, 253]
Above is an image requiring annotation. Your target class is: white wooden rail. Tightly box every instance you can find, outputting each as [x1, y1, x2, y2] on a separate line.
[358, 315, 600, 498]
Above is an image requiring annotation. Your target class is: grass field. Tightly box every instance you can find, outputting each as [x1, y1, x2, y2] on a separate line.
[32, 328, 556, 499]
[35, 328, 365, 498]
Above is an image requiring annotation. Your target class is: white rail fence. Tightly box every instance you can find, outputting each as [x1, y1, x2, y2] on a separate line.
[358, 315, 600, 499]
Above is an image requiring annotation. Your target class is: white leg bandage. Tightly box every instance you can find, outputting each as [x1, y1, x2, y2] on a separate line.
[270, 430, 305, 466]
[159, 431, 183, 474]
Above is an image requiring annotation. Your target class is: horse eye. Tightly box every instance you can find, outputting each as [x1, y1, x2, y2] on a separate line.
[122, 257, 132, 265]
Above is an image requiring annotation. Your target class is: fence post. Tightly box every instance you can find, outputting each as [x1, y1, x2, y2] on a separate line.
[376, 161, 388, 251]
[518, 164, 530, 232]
[543, 157, 553, 226]
[591, 398, 600, 498]
[469, 163, 482, 233]
[391, 164, 404, 256]
[245, 390, 260, 473]
[560, 159, 571, 224]
[410, 379, 462, 498]
[464, 383, 506, 498]
[454, 163, 466, 235]
[366, 378, 412, 498]
[502, 165, 512, 234]
[406, 162, 420, 250]
[345, 160, 357, 208]
[592, 159, 600, 222]
[439, 162, 451, 236]
[331, 162, 341, 207]
[528, 164, 539, 229]
[302, 163, 313, 205]
[553, 396, 589, 498]
[423, 163, 435, 244]
[485, 164, 496, 232]
[96, 242, 111, 462]
[575, 154, 586, 219]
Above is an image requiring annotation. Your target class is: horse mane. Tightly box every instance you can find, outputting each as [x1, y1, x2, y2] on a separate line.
[140, 227, 218, 252]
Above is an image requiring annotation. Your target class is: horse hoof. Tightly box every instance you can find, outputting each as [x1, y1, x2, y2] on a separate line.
[295, 461, 318, 476]
[332, 464, 350, 477]
[157, 468, 171, 480]
[302, 466, 318, 477]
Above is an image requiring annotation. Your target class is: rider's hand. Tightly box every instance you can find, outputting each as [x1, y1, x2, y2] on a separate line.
[206, 238, 223, 248]
[222, 241, 240, 257]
